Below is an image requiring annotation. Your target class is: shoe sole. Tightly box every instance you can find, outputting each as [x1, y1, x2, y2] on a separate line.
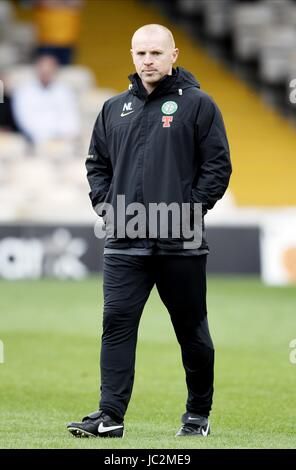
[67, 427, 97, 438]
[67, 426, 125, 438]
[175, 425, 211, 437]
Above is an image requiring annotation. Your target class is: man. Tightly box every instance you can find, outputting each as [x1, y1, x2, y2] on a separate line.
[67, 24, 231, 438]
[12, 55, 80, 144]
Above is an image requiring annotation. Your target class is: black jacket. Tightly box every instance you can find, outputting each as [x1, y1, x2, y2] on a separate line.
[86, 67, 232, 252]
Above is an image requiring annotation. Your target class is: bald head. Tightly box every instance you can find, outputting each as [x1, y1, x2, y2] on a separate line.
[131, 24, 175, 50]
[131, 24, 179, 94]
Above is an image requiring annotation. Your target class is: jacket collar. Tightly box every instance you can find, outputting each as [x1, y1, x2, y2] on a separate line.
[128, 68, 178, 100]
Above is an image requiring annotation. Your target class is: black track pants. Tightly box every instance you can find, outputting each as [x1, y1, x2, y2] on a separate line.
[99, 254, 214, 421]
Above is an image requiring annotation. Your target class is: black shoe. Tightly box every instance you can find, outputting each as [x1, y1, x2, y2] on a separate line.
[67, 410, 124, 438]
[176, 412, 210, 437]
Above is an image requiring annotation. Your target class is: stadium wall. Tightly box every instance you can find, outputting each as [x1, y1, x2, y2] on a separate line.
[0, 224, 260, 280]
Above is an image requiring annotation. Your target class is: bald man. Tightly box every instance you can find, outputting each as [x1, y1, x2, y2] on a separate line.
[131, 24, 178, 93]
[67, 24, 231, 438]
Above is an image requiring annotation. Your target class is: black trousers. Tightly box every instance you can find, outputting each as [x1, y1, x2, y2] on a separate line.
[99, 254, 214, 421]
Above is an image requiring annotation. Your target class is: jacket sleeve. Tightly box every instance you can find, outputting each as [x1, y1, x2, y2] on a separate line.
[191, 94, 232, 211]
[86, 104, 113, 210]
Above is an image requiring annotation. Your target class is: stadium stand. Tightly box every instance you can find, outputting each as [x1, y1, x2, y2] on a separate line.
[1, 0, 296, 211]
[142, 0, 296, 207]
[0, 0, 116, 223]
[34, 0, 83, 65]
[0, 0, 296, 281]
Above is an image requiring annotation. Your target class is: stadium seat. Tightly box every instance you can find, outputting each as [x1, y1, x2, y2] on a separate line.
[34, 140, 79, 161]
[10, 159, 57, 189]
[59, 158, 89, 191]
[5, 22, 36, 61]
[259, 26, 296, 84]
[26, 186, 94, 223]
[0, 133, 27, 161]
[79, 88, 115, 116]
[0, 0, 13, 25]
[5, 65, 96, 95]
[203, 0, 232, 38]
[0, 43, 20, 69]
[232, 3, 275, 61]
[79, 88, 116, 148]
[58, 66, 96, 94]
[79, 88, 116, 139]
[4, 65, 34, 91]
[266, 0, 296, 25]
[0, 187, 24, 221]
[176, 0, 204, 16]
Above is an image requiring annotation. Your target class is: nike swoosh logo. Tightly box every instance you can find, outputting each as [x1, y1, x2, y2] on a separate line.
[98, 422, 123, 433]
[201, 422, 210, 436]
[120, 110, 135, 117]
[188, 417, 202, 421]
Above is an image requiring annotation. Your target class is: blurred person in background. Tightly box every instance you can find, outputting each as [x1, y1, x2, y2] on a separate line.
[34, 0, 83, 65]
[67, 24, 231, 439]
[12, 55, 80, 144]
[0, 71, 19, 133]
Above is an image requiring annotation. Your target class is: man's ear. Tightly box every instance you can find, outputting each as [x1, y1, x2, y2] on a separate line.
[172, 48, 179, 64]
[130, 49, 135, 65]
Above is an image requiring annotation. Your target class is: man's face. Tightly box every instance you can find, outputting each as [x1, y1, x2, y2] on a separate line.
[36, 56, 58, 86]
[131, 30, 178, 90]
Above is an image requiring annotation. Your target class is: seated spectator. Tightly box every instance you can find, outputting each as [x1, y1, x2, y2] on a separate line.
[34, 0, 83, 65]
[0, 71, 19, 133]
[12, 55, 80, 144]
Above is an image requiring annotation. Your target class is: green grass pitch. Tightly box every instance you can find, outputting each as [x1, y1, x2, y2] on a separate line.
[0, 276, 295, 449]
